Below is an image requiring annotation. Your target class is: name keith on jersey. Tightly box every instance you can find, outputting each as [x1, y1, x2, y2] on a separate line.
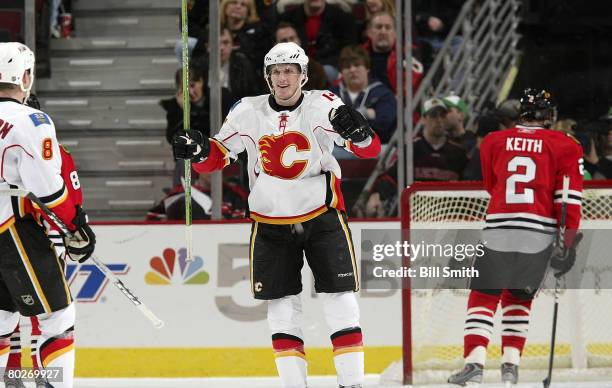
[506, 137, 543, 153]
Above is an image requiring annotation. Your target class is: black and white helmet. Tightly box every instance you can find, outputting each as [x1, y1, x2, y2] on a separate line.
[264, 42, 309, 92]
[519, 88, 556, 126]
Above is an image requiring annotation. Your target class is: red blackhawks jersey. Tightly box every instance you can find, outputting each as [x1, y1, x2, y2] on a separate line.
[0, 98, 77, 234]
[193, 91, 381, 224]
[480, 125, 583, 252]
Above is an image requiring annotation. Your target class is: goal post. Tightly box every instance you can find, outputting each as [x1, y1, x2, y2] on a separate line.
[392, 180, 612, 386]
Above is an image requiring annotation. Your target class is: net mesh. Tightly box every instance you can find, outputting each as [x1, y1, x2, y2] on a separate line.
[397, 183, 612, 384]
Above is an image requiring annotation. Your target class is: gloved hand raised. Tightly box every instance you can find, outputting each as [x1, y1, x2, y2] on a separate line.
[172, 130, 210, 162]
[329, 105, 374, 144]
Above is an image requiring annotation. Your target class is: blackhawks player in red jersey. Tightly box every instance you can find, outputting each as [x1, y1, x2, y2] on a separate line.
[173, 42, 381, 388]
[448, 89, 584, 386]
[4, 143, 84, 388]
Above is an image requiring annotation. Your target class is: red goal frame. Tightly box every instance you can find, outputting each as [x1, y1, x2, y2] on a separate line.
[398, 179, 612, 385]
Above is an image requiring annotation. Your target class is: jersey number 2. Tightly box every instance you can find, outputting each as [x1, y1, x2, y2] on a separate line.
[506, 156, 535, 204]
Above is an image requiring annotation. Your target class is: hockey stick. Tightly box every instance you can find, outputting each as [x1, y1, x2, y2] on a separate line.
[180, 0, 194, 262]
[543, 175, 570, 388]
[0, 189, 165, 329]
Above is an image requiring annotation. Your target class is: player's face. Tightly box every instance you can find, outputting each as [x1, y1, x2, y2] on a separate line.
[270, 64, 302, 102]
[342, 62, 369, 92]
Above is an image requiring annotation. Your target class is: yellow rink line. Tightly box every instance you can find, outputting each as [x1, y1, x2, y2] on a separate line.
[72, 346, 402, 377]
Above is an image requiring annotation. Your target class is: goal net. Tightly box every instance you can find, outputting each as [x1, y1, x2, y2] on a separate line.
[381, 180, 612, 385]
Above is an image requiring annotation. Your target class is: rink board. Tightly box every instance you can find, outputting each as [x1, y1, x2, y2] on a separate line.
[32, 221, 403, 377]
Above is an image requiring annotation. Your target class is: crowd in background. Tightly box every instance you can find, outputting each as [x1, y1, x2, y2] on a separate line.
[151, 0, 612, 220]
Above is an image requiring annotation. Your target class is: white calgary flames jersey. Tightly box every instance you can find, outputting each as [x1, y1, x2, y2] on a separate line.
[0, 98, 74, 233]
[193, 91, 380, 224]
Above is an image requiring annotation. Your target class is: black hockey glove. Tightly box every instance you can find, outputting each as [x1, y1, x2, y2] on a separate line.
[329, 105, 374, 143]
[550, 233, 583, 278]
[65, 206, 96, 263]
[172, 130, 210, 162]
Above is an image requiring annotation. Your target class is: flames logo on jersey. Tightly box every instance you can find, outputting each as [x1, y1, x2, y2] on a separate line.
[259, 131, 310, 179]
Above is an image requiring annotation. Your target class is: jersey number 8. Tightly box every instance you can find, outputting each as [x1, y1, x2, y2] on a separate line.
[69, 171, 81, 190]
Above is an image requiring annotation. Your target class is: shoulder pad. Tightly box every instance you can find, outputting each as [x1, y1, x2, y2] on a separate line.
[565, 132, 581, 145]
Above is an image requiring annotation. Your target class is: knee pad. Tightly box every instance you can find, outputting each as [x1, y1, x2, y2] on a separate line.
[267, 295, 303, 340]
[0, 310, 19, 336]
[37, 302, 75, 338]
[322, 292, 360, 335]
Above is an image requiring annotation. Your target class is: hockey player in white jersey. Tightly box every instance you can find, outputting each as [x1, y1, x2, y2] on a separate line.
[0, 42, 95, 388]
[173, 42, 381, 388]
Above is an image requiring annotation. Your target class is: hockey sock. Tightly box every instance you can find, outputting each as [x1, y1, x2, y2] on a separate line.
[272, 333, 307, 388]
[6, 323, 21, 370]
[0, 333, 10, 368]
[464, 290, 502, 365]
[37, 303, 75, 388]
[323, 292, 364, 386]
[268, 296, 307, 388]
[500, 289, 533, 365]
[30, 316, 41, 369]
[0, 310, 20, 368]
[331, 327, 364, 387]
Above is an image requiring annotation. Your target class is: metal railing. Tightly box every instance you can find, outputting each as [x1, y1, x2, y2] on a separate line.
[354, 0, 522, 217]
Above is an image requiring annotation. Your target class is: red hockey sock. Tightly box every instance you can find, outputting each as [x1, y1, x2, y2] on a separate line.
[272, 333, 307, 388]
[464, 290, 501, 360]
[30, 316, 41, 369]
[500, 289, 533, 360]
[6, 323, 21, 369]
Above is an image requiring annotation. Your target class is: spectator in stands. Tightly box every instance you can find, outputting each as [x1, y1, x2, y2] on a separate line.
[355, 0, 396, 42]
[147, 172, 248, 221]
[582, 118, 612, 179]
[173, 0, 208, 65]
[462, 113, 502, 180]
[413, 0, 465, 53]
[274, 21, 328, 90]
[363, 12, 424, 95]
[360, 97, 468, 217]
[220, 0, 272, 75]
[414, 97, 468, 180]
[365, 0, 396, 19]
[160, 65, 233, 185]
[193, 27, 263, 99]
[496, 98, 520, 128]
[254, 0, 279, 32]
[443, 94, 475, 152]
[330, 45, 397, 143]
[280, 0, 358, 83]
